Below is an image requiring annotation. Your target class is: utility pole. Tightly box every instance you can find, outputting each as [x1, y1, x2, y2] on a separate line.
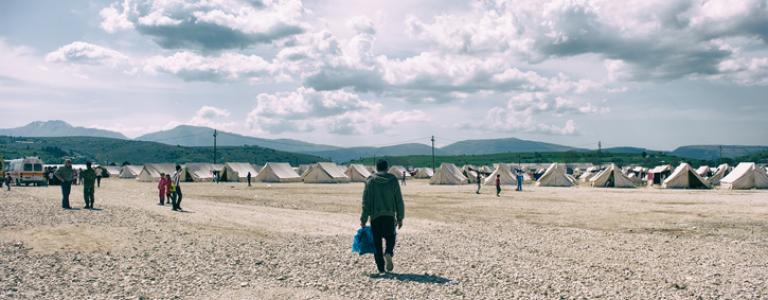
[431, 135, 436, 171]
[598, 141, 602, 153]
[213, 129, 218, 164]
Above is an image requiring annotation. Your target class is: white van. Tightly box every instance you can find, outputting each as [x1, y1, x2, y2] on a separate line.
[8, 157, 47, 186]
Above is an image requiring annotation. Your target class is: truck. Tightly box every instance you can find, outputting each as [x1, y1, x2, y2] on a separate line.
[7, 157, 47, 186]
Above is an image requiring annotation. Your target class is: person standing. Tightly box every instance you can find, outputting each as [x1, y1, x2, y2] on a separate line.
[172, 165, 183, 211]
[4, 174, 11, 191]
[246, 171, 252, 187]
[157, 173, 167, 205]
[495, 174, 501, 197]
[165, 174, 174, 206]
[516, 170, 524, 192]
[54, 160, 74, 209]
[81, 162, 97, 209]
[95, 166, 102, 188]
[360, 159, 405, 275]
[401, 171, 407, 186]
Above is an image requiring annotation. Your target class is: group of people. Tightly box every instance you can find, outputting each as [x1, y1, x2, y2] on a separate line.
[53, 160, 98, 209]
[156, 165, 184, 211]
[471, 168, 525, 197]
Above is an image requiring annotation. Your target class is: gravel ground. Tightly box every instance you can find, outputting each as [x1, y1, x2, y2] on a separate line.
[1, 179, 768, 299]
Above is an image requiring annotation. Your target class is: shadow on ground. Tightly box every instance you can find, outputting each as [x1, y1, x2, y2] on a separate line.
[373, 273, 454, 284]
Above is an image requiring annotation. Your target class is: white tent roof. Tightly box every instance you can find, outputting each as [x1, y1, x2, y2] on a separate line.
[649, 164, 672, 174]
[589, 164, 635, 188]
[303, 162, 350, 183]
[413, 167, 434, 179]
[696, 165, 710, 176]
[255, 162, 302, 183]
[180, 163, 222, 182]
[662, 163, 710, 189]
[138, 164, 177, 182]
[484, 164, 517, 186]
[536, 163, 573, 187]
[388, 166, 411, 178]
[104, 166, 121, 176]
[720, 162, 768, 190]
[119, 165, 143, 178]
[345, 164, 371, 182]
[430, 163, 467, 185]
[223, 162, 259, 182]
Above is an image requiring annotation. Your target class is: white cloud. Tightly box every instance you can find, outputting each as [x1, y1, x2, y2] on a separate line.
[189, 106, 235, 129]
[143, 51, 273, 82]
[45, 42, 127, 66]
[99, 0, 307, 50]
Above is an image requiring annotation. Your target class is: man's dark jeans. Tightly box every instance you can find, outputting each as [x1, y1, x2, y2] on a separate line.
[61, 181, 72, 208]
[371, 216, 397, 273]
[173, 186, 183, 210]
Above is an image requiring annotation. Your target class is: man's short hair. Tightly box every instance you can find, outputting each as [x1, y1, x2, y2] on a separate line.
[176, 164, 181, 170]
[86, 161, 92, 167]
[376, 159, 389, 172]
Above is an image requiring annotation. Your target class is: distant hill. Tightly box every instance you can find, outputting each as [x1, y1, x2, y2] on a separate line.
[602, 147, 655, 154]
[0, 121, 127, 139]
[0, 136, 324, 165]
[135, 125, 340, 153]
[671, 145, 768, 161]
[310, 143, 441, 162]
[440, 138, 582, 155]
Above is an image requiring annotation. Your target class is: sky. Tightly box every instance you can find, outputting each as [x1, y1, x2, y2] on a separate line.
[0, 0, 766, 150]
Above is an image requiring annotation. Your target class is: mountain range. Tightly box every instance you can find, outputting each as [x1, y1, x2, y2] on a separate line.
[1, 121, 766, 162]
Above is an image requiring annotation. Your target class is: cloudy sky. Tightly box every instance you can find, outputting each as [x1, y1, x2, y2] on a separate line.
[1, 0, 766, 150]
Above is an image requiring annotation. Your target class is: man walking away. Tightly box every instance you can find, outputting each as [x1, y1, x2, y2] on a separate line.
[247, 171, 252, 187]
[476, 171, 482, 194]
[495, 174, 501, 197]
[81, 162, 97, 209]
[172, 165, 183, 211]
[361, 159, 405, 275]
[55, 160, 74, 209]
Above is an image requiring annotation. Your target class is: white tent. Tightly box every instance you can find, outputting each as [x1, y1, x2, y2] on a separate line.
[345, 164, 371, 182]
[589, 164, 635, 188]
[430, 163, 467, 185]
[662, 163, 710, 189]
[696, 165, 710, 177]
[303, 162, 350, 183]
[180, 163, 224, 182]
[648, 164, 673, 185]
[484, 164, 517, 186]
[255, 162, 302, 183]
[413, 167, 434, 179]
[104, 166, 121, 177]
[719, 162, 768, 190]
[119, 165, 143, 179]
[389, 166, 410, 178]
[222, 162, 259, 182]
[707, 163, 730, 185]
[578, 166, 601, 182]
[536, 163, 573, 187]
[137, 164, 177, 182]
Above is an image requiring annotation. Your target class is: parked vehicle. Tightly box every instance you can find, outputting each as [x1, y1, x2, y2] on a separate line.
[7, 157, 47, 186]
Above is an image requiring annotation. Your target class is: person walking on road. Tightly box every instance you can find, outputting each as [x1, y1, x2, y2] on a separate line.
[401, 171, 407, 186]
[247, 171, 252, 187]
[95, 166, 102, 188]
[172, 165, 183, 211]
[360, 159, 405, 276]
[495, 174, 501, 197]
[81, 162, 97, 209]
[54, 160, 74, 209]
[476, 171, 482, 194]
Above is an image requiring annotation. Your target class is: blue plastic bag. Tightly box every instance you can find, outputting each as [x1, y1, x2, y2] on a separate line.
[352, 226, 375, 255]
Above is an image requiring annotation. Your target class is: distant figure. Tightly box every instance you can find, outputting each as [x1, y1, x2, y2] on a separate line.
[81, 162, 97, 209]
[496, 174, 501, 197]
[157, 172, 167, 205]
[361, 159, 405, 275]
[247, 171, 252, 187]
[5, 174, 11, 191]
[172, 165, 183, 211]
[54, 160, 74, 209]
[73, 169, 79, 186]
[516, 170, 523, 192]
[401, 171, 407, 186]
[95, 167, 102, 188]
[476, 171, 482, 194]
[165, 174, 175, 206]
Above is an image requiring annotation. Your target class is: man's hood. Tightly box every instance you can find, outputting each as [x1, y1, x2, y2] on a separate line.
[371, 171, 397, 183]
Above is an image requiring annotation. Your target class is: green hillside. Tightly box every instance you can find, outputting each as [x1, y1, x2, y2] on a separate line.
[350, 150, 708, 168]
[0, 136, 324, 165]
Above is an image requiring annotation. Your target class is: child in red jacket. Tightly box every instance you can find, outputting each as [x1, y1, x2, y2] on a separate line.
[158, 173, 167, 205]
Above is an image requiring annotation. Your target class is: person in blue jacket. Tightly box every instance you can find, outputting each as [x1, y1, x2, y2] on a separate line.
[360, 159, 405, 275]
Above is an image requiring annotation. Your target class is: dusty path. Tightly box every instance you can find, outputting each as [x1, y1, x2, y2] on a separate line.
[1, 179, 768, 299]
